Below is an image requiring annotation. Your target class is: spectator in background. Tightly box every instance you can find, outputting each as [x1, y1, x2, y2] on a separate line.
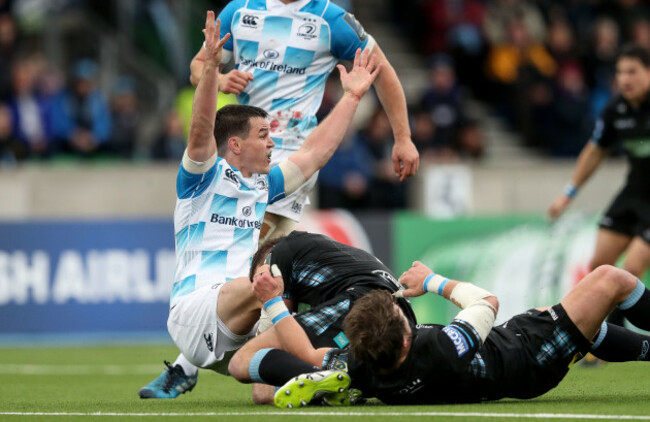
[584, 18, 619, 118]
[318, 129, 372, 210]
[419, 54, 466, 153]
[548, 61, 592, 157]
[150, 109, 185, 162]
[358, 108, 408, 209]
[629, 17, 650, 50]
[484, 0, 546, 46]
[51, 58, 112, 157]
[0, 102, 21, 165]
[7, 56, 53, 159]
[486, 15, 556, 147]
[0, 13, 18, 100]
[455, 119, 484, 160]
[410, 108, 439, 160]
[109, 77, 139, 158]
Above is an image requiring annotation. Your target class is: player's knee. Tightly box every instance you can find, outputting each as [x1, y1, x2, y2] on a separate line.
[593, 265, 636, 295]
[227, 352, 249, 382]
[251, 385, 274, 405]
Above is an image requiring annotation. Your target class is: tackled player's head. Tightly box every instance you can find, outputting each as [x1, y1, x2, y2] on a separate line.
[616, 44, 650, 103]
[344, 290, 409, 370]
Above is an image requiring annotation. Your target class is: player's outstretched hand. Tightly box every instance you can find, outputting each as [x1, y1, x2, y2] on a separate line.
[203, 11, 231, 67]
[548, 194, 571, 220]
[397, 261, 432, 298]
[337, 48, 382, 101]
[252, 264, 285, 303]
[392, 140, 420, 182]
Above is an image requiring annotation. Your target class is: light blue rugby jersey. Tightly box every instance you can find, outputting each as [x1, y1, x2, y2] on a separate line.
[170, 157, 285, 307]
[218, 0, 373, 151]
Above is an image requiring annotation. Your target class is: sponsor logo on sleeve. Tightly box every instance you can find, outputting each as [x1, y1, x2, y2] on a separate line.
[442, 326, 470, 357]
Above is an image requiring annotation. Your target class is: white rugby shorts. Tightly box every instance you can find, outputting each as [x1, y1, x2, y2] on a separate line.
[167, 282, 256, 375]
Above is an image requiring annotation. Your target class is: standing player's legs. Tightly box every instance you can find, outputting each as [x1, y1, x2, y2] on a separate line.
[621, 236, 650, 279]
[561, 265, 650, 362]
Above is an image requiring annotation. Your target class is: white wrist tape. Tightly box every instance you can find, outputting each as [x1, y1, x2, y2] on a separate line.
[449, 282, 493, 309]
[263, 296, 290, 325]
[454, 299, 497, 343]
[423, 273, 450, 295]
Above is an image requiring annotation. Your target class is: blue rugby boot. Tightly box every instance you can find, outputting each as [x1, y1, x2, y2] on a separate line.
[138, 361, 198, 399]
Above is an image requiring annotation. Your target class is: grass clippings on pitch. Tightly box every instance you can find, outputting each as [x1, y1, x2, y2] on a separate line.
[1, 345, 650, 422]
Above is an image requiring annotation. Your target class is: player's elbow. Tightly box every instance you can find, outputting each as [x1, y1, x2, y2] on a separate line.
[485, 295, 499, 315]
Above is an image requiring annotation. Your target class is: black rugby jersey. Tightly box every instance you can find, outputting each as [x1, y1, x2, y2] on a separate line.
[593, 94, 650, 195]
[269, 231, 416, 321]
[325, 308, 589, 405]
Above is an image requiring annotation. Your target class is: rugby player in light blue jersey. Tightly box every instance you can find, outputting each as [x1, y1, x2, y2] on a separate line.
[139, 10, 381, 399]
[190, 0, 419, 240]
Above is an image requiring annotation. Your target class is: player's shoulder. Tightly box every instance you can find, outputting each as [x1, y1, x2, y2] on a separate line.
[601, 94, 628, 117]
[220, 0, 249, 14]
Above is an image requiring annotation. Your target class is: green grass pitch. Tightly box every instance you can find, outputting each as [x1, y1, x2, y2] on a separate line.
[1, 344, 650, 421]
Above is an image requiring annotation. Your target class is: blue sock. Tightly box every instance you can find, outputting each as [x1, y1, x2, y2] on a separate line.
[619, 279, 650, 331]
[249, 348, 318, 386]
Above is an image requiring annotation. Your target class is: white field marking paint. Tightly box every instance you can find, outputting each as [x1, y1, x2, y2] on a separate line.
[0, 364, 162, 375]
[0, 412, 649, 419]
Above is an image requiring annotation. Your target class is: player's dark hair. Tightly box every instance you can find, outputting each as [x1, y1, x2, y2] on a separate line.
[344, 290, 407, 370]
[618, 44, 650, 68]
[214, 105, 268, 157]
[249, 236, 284, 282]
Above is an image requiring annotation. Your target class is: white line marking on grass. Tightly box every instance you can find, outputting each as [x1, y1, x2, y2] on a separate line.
[1, 412, 650, 419]
[0, 364, 162, 375]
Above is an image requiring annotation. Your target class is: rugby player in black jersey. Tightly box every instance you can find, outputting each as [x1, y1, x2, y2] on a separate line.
[549, 44, 650, 326]
[227, 231, 416, 404]
[242, 259, 650, 407]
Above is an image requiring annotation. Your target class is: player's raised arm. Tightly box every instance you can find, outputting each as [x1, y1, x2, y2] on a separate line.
[370, 44, 420, 181]
[548, 141, 607, 220]
[186, 12, 230, 162]
[280, 49, 381, 192]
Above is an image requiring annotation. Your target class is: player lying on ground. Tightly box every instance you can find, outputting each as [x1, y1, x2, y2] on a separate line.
[241, 261, 650, 406]
[139, 11, 381, 398]
[228, 231, 416, 404]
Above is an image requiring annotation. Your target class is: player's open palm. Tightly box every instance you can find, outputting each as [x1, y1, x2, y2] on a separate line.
[203, 11, 230, 66]
[398, 261, 432, 298]
[337, 48, 382, 100]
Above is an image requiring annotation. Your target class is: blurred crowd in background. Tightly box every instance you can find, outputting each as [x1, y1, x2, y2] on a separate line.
[0, 0, 647, 210]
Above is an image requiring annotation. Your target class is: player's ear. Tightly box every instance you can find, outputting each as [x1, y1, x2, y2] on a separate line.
[228, 136, 242, 154]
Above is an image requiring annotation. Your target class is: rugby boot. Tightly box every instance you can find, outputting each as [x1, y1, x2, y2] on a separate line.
[274, 370, 350, 408]
[138, 361, 198, 399]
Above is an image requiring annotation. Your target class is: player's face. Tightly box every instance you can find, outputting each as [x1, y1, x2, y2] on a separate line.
[616, 57, 650, 104]
[241, 117, 275, 175]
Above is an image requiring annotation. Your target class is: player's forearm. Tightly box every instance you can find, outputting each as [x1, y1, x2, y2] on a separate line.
[187, 61, 220, 159]
[189, 56, 204, 87]
[569, 142, 606, 189]
[274, 315, 323, 366]
[373, 52, 411, 142]
[291, 93, 361, 177]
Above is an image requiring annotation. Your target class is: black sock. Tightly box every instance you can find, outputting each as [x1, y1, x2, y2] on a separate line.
[591, 322, 650, 362]
[619, 279, 650, 331]
[607, 308, 626, 327]
[249, 348, 318, 385]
